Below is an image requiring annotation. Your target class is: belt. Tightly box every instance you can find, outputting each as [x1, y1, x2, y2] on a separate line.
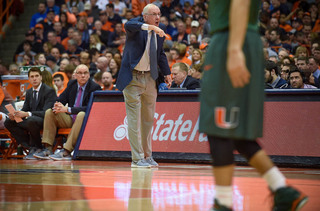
[133, 69, 150, 74]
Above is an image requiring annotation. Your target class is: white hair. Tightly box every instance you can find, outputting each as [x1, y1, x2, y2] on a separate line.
[75, 64, 89, 73]
[142, 3, 157, 15]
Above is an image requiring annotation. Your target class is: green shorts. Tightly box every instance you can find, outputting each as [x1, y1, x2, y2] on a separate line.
[199, 30, 265, 140]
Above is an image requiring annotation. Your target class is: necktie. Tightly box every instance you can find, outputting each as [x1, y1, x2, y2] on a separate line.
[32, 90, 37, 110]
[75, 87, 83, 107]
[150, 31, 158, 80]
[72, 87, 83, 122]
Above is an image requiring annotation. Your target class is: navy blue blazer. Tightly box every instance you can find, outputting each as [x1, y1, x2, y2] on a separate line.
[171, 76, 201, 90]
[58, 79, 101, 115]
[116, 17, 171, 91]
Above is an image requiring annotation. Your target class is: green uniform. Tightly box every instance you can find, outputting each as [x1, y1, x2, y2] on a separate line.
[199, 0, 265, 140]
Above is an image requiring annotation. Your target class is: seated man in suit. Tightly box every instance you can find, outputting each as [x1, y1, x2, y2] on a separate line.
[171, 62, 200, 90]
[34, 64, 101, 160]
[4, 67, 56, 159]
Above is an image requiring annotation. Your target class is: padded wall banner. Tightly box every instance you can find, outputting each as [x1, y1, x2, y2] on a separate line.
[75, 91, 320, 161]
[78, 101, 209, 153]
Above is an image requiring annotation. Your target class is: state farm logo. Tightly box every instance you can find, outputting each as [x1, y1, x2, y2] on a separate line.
[114, 116, 129, 141]
[113, 112, 208, 142]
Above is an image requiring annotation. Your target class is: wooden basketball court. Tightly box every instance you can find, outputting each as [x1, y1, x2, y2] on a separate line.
[0, 160, 319, 210]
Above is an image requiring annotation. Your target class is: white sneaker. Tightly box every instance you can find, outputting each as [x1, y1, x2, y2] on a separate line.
[33, 148, 53, 160]
[49, 149, 72, 161]
[145, 157, 159, 167]
[131, 159, 151, 168]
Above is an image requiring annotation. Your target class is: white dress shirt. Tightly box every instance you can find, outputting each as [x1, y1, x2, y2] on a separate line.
[134, 24, 157, 72]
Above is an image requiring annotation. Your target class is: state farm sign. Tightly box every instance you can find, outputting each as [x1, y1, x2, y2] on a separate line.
[114, 114, 208, 143]
[79, 102, 210, 153]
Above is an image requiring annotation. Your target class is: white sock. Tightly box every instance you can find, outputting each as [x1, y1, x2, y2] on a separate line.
[215, 185, 233, 208]
[262, 166, 286, 192]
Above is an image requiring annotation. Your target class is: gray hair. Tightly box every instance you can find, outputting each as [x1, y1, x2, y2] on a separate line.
[142, 3, 157, 15]
[75, 64, 89, 73]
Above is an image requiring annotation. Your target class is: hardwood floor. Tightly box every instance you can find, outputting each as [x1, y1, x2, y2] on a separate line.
[0, 160, 319, 211]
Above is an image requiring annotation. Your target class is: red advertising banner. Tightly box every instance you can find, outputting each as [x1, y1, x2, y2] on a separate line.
[79, 101, 320, 157]
[79, 102, 209, 153]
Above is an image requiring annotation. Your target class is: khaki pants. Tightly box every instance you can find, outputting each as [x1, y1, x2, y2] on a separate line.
[42, 109, 85, 152]
[123, 71, 157, 161]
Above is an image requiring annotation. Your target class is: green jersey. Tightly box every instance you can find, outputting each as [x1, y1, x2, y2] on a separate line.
[209, 0, 260, 33]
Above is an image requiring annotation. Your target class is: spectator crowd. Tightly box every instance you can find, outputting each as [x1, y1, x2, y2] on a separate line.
[1, 0, 320, 97]
[261, 0, 320, 89]
[1, 0, 211, 92]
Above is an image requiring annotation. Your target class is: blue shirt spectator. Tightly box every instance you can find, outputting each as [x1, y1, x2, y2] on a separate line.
[30, 3, 47, 28]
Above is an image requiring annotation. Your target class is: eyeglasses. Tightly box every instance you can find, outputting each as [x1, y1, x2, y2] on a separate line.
[146, 13, 161, 17]
[99, 13, 106, 16]
[76, 71, 89, 76]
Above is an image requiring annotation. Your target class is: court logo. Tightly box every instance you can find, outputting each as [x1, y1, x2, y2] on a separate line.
[215, 107, 240, 129]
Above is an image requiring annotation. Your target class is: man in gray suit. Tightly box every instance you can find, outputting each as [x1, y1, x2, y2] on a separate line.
[4, 67, 56, 159]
